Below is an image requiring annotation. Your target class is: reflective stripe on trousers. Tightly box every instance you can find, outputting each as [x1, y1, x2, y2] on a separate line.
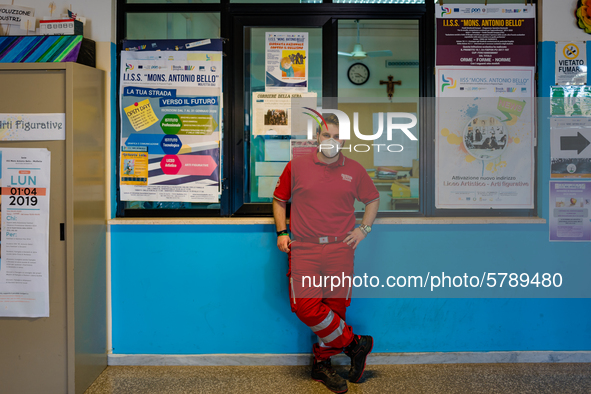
[319, 318, 345, 344]
[309, 310, 334, 333]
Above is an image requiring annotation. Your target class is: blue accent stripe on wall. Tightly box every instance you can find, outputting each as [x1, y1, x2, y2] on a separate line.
[111, 224, 591, 354]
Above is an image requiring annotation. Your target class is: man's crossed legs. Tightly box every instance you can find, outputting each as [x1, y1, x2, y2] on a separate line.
[288, 241, 373, 393]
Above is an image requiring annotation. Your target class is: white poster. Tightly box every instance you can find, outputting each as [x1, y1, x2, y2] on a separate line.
[0, 113, 65, 141]
[252, 92, 316, 136]
[436, 67, 535, 209]
[556, 42, 587, 86]
[0, 148, 50, 317]
[550, 117, 591, 178]
[265, 32, 308, 92]
[549, 181, 591, 242]
[119, 40, 222, 203]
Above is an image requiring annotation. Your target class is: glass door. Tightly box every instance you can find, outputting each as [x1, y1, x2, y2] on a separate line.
[337, 19, 421, 213]
[231, 16, 333, 215]
[230, 12, 429, 216]
[245, 27, 323, 203]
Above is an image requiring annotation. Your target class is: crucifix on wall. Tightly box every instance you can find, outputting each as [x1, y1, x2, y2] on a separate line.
[380, 75, 401, 100]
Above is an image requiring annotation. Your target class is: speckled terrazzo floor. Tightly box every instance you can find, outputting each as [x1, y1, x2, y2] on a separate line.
[84, 363, 591, 394]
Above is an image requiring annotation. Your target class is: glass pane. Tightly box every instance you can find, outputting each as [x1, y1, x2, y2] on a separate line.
[126, 13, 220, 40]
[232, 0, 320, 3]
[437, 0, 525, 3]
[333, 0, 425, 3]
[244, 27, 322, 203]
[128, 0, 218, 3]
[338, 19, 420, 213]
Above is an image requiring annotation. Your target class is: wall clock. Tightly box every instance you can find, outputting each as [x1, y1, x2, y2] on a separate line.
[347, 63, 370, 85]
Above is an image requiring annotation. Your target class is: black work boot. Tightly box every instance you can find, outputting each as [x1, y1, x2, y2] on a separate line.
[344, 334, 373, 383]
[311, 358, 348, 393]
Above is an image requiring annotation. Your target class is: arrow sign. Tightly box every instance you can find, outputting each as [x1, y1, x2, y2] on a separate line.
[560, 132, 591, 154]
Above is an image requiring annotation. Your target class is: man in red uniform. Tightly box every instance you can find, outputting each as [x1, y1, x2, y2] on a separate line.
[273, 113, 379, 393]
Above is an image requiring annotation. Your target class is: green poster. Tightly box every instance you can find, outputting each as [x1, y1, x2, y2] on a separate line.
[550, 86, 591, 116]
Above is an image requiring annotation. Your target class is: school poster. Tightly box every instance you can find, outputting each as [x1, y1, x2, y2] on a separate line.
[549, 181, 591, 242]
[265, 32, 308, 92]
[435, 67, 535, 209]
[119, 39, 222, 202]
[0, 148, 51, 317]
[436, 4, 536, 67]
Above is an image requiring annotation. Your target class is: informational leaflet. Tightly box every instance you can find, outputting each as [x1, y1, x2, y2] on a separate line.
[555, 42, 587, 85]
[120, 41, 222, 203]
[0, 148, 50, 317]
[549, 181, 591, 242]
[550, 117, 591, 178]
[252, 92, 316, 136]
[550, 86, 591, 116]
[435, 67, 535, 209]
[0, 113, 65, 141]
[265, 32, 308, 92]
[436, 4, 536, 67]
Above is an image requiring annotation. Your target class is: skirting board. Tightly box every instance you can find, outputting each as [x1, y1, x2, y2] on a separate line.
[109, 351, 591, 367]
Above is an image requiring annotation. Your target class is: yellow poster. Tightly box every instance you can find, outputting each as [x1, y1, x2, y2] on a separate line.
[124, 99, 159, 132]
[120, 151, 149, 185]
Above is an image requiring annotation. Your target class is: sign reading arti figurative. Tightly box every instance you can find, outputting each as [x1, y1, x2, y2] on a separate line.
[0, 114, 65, 141]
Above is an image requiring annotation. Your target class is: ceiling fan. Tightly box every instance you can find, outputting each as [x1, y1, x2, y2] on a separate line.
[338, 20, 393, 60]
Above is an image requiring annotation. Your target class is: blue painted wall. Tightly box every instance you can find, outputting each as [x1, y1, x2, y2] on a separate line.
[111, 224, 591, 354]
[110, 42, 591, 355]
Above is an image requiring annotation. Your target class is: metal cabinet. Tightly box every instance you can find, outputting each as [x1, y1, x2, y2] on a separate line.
[0, 63, 106, 394]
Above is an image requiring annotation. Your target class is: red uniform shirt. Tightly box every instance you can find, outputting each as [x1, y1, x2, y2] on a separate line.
[274, 151, 379, 239]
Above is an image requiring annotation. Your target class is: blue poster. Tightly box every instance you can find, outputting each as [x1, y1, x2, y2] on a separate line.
[119, 39, 223, 202]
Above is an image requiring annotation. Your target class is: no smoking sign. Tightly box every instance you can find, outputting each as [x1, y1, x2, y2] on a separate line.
[556, 42, 587, 85]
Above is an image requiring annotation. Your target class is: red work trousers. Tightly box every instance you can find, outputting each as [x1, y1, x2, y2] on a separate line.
[287, 240, 355, 360]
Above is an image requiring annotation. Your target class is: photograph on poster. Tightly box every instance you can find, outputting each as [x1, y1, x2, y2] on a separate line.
[463, 114, 508, 161]
[264, 109, 288, 126]
[123, 159, 135, 175]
